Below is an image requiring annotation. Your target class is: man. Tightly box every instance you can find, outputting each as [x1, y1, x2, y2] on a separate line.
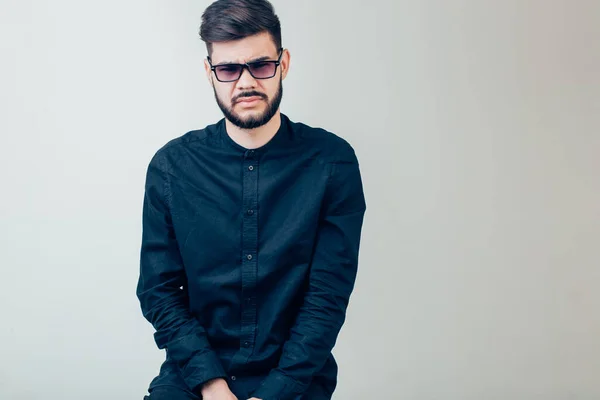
[137, 0, 366, 399]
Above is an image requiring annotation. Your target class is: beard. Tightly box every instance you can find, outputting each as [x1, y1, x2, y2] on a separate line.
[213, 76, 283, 130]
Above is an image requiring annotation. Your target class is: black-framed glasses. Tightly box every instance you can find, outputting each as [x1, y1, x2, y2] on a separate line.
[208, 48, 284, 82]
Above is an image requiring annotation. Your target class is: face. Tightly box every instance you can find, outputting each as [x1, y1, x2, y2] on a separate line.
[204, 31, 290, 130]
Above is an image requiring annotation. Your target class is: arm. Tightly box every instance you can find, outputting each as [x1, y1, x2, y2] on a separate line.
[136, 152, 228, 392]
[252, 149, 367, 400]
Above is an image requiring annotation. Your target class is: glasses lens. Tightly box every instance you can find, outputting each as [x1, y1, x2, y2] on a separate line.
[215, 65, 242, 81]
[248, 62, 276, 79]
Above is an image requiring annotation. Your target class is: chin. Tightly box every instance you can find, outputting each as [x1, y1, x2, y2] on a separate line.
[238, 115, 263, 125]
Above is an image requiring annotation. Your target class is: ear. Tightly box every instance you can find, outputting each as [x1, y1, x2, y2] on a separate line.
[280, 49, 291, 81]
[204, 59, 214, 85]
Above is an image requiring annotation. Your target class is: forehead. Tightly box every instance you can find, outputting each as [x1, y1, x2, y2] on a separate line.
[210, 31, 279, 64]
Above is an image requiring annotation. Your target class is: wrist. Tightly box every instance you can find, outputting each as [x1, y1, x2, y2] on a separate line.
[201, 378, 228, 395]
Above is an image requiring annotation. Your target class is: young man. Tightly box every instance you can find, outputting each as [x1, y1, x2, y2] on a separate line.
[137, 1, 367, 399]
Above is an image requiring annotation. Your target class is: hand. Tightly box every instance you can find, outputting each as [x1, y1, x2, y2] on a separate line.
[200, 378, 238, 400]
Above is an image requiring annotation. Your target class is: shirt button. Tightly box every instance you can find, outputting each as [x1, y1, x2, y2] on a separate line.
[247, 209, 254, 215]
[247, 254, 253, 260]
[244, 341, 250, 347]
[248, 165, 254, 171]
[231, 375, 236, 381]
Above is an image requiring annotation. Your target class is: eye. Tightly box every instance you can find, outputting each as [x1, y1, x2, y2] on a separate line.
[217, 65, 240, 73]
[250, 62, 270, 71]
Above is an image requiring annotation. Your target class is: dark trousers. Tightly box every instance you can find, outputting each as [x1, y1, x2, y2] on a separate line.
[143, 386, 200, 399]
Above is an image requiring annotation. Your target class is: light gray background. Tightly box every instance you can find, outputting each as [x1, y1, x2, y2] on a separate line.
[1, 0, 599, 399]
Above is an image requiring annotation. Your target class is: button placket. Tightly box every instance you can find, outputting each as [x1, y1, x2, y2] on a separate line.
[236, 149, 259, 362]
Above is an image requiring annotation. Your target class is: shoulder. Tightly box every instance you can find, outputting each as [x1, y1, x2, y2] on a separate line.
[286, 115, 359, 165]
[148, 120, 221, 168]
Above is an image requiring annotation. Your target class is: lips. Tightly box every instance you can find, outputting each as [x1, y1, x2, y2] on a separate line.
[237, 96, 262, 103]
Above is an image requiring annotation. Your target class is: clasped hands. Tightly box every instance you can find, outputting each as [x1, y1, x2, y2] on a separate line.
[201, 378, 262, 400]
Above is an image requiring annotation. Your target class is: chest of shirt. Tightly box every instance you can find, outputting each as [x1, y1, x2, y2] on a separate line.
[166, 149, 332, 285]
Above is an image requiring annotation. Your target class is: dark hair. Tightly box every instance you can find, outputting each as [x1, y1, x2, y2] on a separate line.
[199, 0, 282, 57]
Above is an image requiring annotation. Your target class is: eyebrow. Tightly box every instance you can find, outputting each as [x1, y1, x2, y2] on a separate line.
[214, 55, 272, 66]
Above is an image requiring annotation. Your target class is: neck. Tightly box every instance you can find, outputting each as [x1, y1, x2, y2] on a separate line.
[224, 111, 282, 150]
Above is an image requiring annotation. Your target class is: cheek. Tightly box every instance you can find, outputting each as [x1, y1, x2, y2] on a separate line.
[262, 81, 279, 98]
[215, 85, 234, 104]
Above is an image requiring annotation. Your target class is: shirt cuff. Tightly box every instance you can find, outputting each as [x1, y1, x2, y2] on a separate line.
[182, 350, 228, 393]
[250, 370, 307, 400]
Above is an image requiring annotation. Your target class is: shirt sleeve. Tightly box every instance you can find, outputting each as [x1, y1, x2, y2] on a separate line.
[251, 147, 367, 400]
[136, 152, 228, 392]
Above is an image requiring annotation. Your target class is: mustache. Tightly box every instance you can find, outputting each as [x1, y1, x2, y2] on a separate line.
[233, 91, 267, 103]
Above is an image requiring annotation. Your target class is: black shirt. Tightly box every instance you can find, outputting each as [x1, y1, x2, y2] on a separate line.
[137, 114, 367, 400]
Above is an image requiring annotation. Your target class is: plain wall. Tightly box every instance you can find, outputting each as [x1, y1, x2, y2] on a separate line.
[1, 0, 599, 399]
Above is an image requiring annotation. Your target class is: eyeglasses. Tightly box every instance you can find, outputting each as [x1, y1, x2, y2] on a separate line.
[208, 48, 284, 82]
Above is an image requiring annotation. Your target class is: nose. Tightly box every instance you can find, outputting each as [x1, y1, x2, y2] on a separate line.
[236, 66, 257, 90]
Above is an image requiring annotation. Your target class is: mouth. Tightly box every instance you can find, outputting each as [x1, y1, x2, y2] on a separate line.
[236, 96, 263, 105]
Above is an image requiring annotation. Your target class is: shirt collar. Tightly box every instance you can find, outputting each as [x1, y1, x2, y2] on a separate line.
[218, 113, 291, 156]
